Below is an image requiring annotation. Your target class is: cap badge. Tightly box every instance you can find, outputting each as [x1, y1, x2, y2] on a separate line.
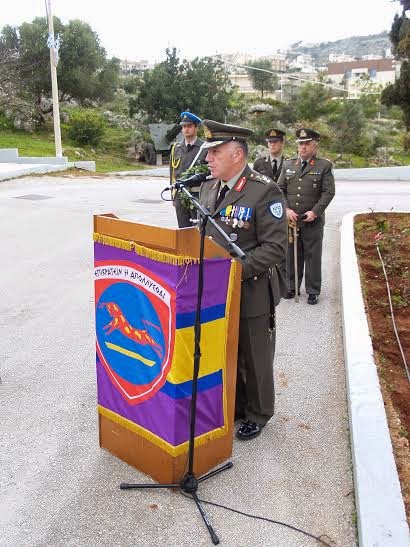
[300, 129, 307, 138]
[270, 130, 277, 137]
[204, 126, 212, 139]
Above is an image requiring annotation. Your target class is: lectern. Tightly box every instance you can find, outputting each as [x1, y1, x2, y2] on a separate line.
[93, 214, 241, 484]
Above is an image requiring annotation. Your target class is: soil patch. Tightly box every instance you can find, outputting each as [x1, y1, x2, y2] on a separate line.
[355, 212, 410, 522]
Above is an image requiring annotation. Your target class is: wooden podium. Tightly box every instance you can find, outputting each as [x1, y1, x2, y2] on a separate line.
[93, 214, 241, 484]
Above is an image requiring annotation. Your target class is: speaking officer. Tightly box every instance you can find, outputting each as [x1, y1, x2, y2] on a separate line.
[199, 120, 288, 440]
[277, 128, 335, 305]
[253, 128, 286, 182]
[170, 111, 208, 228]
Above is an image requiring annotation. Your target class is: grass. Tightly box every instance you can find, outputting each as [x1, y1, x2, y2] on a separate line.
[0, 128, 147, 173]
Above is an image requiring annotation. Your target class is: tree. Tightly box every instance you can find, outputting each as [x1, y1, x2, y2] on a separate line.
[294, 83, 333, 121]
[0, 17, 119, 113]
[130, 48, 182, 121]
[130, 49, 234, 122]
[381, 1, 410, 129]
[245, 59, 278, 99]
[329, 99, 367, 155]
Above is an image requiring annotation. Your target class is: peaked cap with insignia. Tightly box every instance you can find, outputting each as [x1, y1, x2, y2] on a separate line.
[201, 119, 254, 150]
[265, 128, 286, 142]
[180, 111, 202, 126]
[295, 128, 321, 142]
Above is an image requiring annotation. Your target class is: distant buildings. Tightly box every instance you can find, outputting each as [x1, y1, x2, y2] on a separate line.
[327, 58, 398, 96]
[119, 48, 399, 98]
[119, 59, 151, 75]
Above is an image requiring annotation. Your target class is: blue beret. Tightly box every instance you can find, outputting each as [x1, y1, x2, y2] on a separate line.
[180, 111, 202, 125]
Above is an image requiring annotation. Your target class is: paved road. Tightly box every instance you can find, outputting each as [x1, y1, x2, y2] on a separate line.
[1, 174, 409, 547]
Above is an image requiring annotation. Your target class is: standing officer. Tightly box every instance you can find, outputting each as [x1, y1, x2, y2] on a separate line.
[253, 128, 286, 182]
[199, 119, 288, 440]
[277, 128, 335, 305]
[170, 111, 208, 228]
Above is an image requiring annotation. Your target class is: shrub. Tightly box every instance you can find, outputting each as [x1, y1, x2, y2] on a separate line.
[67, 110, 106, 146]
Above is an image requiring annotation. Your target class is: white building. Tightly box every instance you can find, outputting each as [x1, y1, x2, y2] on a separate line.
[327, 58, 398, 86]
[119, 59, 150, 75]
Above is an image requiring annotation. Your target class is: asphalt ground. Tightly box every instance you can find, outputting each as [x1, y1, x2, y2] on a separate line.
[1, 174, 410, 547]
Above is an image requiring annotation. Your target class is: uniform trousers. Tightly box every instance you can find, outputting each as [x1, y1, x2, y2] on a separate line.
[235, 314, 275, 426]
[288, 218, 324, 295]
[174, 194, 199, 228]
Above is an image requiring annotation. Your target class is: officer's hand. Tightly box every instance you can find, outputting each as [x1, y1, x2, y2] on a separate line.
[302, 210, 317, 222]
[286, 208, 298, 222]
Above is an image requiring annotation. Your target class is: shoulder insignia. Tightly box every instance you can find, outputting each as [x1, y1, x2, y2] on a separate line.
[252, 172, 271, 184]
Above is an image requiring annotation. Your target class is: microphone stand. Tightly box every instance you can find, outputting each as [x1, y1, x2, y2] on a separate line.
[120, 180, 245, 545]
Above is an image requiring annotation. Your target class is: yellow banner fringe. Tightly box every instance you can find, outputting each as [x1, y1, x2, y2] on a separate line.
[93, 232, 200, 265]
[98, 404, 227, 457]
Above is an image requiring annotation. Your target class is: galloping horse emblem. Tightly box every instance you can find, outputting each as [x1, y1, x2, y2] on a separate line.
[99, 302, 163, 360]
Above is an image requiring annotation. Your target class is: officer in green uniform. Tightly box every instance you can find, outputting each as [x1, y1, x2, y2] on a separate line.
[199, 119, 288, 440]
[253, 128, 286, 182]
[277, 128, 335, 305]
[170, 111, 208, 228]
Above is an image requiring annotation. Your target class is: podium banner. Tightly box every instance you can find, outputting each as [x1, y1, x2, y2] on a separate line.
[94, 233, 238, 457]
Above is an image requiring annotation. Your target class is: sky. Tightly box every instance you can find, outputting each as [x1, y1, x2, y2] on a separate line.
[0, 0, 400, 63]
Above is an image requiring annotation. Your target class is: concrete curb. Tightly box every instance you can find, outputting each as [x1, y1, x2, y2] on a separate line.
[340, 211, 410, 546]
[0, 163, 67, 182]
[335, 166, 410, 181]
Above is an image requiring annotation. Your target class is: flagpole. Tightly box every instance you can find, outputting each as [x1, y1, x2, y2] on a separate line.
[46, 0, 62, 157]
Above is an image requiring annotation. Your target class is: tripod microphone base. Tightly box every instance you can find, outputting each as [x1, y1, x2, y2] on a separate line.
[120, 461, 233, 545]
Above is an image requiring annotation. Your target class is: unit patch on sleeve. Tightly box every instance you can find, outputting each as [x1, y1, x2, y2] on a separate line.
[269, 201, 283, 219]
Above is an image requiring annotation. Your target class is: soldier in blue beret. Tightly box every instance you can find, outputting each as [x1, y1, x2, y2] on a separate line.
[170, 111, 208, 227]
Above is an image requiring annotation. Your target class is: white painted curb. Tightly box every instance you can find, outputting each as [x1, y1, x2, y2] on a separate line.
[340, 211, 410, 546]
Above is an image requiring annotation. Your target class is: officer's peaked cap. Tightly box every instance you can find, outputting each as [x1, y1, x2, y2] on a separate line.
[265, 128, 286, 141]
[295, 128, 320, 142]
[201, 119, 254, 150]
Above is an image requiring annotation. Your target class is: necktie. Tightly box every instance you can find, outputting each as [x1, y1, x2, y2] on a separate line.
[301, 160, 308, 172]
[215, 183, 229, 209]
[271, 159, 278, 177]
[186, 143, 193, 152]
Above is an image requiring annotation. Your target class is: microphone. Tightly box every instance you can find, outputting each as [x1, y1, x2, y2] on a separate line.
[162, 173, 208, 193]
[175, 172, 208, 188]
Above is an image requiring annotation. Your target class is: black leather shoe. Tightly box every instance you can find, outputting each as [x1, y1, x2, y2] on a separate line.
[283, 290, 295, 299]
[236, 419, 263, 440]
[307, 294, 318, 305]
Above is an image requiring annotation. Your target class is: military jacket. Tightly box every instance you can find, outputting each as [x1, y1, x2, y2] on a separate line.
[253, 155, 284, 182]
[199, 165, 288, 317]
[169, 139, 208, 191]
[277, 155, 335, 218]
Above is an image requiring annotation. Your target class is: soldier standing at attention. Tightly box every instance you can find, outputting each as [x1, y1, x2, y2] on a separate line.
[277, 128, 335, 305]
[199, 120, 288, 440]
[170, 111, 208, 228]
[253, 128, 286, 183]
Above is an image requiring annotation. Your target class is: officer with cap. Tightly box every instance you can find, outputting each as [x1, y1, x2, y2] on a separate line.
[199, 119, 288, 440]
[253, 128, 286, 182]
[277, 128, 335, 305]
[170, 111, 208, 228]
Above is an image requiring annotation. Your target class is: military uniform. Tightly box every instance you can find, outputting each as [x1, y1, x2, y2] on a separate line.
[277, 130, 335, 297]
[199, 120, 288, 435]
[253, 155, 285, 182]
[253, 128, 286, 183]
[170, 112, 208, 228]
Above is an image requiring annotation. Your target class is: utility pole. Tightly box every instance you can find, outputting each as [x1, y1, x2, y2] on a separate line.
[45, 0, 62, 157]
